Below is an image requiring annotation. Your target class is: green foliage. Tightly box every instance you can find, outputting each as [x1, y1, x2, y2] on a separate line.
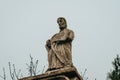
[108, 54, 120, 80]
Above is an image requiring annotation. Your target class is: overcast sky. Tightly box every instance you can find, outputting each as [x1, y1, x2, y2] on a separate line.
[0, 0, 120, 80]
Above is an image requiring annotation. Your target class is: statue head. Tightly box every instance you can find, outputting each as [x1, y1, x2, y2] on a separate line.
[57, 17, 67, 30]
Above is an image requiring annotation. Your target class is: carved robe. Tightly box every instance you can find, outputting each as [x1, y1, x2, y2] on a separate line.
[45, 28, 74, 69]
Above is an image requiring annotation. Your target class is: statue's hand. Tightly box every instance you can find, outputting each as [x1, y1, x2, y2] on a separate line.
[46, 39, 51, 48]
[45, 39, 51, 52]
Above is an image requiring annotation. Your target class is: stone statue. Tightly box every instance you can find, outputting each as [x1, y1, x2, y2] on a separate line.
[19, 17, 83, 80]
[45, 17, 74, 71]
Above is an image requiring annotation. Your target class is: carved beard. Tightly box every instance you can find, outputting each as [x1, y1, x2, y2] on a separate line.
[59, 23, 66, 29]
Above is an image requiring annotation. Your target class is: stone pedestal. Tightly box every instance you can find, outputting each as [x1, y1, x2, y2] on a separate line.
[19, 66, 83, 80]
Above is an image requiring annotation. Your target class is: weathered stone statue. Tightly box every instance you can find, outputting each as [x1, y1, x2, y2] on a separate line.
[19, 17, 83, 80]
[45, 17, 74, 70]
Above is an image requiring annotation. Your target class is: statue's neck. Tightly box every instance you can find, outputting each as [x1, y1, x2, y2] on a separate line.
[59, 28, 66, 32]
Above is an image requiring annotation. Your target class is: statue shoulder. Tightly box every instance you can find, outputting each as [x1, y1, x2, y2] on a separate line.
[64, 29, 74, 34]
[64, 28, 74, 40]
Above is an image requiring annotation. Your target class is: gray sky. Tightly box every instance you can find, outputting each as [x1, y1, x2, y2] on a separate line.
[0, 0, 120, 80]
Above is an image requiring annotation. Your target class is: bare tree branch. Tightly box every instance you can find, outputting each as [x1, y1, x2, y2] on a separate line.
[26, 55, 39, 76]
[0, 67, 6, 80]
[13, 64, 19, 79]
[9, 62, 15, 80]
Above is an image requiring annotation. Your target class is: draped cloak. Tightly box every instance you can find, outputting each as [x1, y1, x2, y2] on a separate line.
[46, 28, 74, 69]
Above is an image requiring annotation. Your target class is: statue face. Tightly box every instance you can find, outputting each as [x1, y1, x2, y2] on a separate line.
[57, 17, 67, 29]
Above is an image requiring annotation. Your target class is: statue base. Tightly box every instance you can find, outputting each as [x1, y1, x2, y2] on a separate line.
[19, 66, 83, 80]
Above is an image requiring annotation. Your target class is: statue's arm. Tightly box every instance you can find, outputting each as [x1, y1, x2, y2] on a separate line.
[50, 30, 74, 43]
[57, 30, 68, 41]
[57, 30, 74, 42]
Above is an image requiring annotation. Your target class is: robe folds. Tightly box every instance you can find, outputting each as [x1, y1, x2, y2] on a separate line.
[46, 28, 74, 69]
